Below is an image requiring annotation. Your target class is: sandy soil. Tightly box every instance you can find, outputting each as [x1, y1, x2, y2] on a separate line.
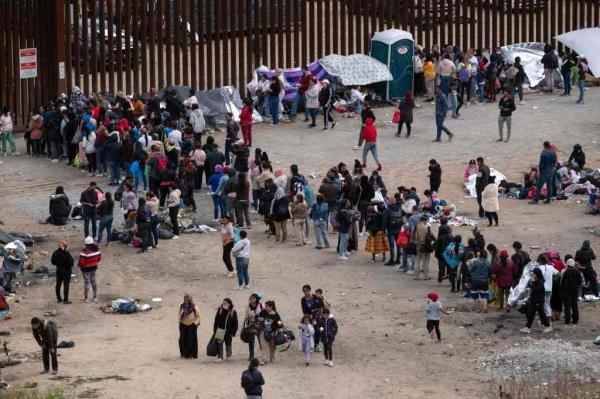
[0, 88, 599, 399]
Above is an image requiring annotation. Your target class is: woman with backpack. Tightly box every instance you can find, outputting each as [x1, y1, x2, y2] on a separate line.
[212, 298, 239, 362]
[257, 300, 282, 365]
[270, 187, 290, 244]
[241, 358, 265, 398]
[178, 294, 201, 359]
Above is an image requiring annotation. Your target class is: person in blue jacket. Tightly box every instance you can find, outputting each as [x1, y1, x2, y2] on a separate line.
[443, 235, 465, 292]
[530, 141, 557, 204]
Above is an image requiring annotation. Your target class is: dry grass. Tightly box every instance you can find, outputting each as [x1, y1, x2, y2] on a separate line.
[490, 376, 600, 399]
[0, 385, 67, 399]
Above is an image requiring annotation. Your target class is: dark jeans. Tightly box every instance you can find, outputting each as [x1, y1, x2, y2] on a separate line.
[486, 212, 498, 225]
[107, 160, 120, 184]
[252, 189, 261, 210]
[222, 241, 234, 272]
[97, 215, 113, 243]
[86, 152, 97, 174]
[149, 215, 159, 247]
[534, 173, 554, 202]
[32, 139, 42, 155]
[397, 121, 411, 136]
[323, 342, 333, 361]
[55, 271, 71, 302]
[387, 230, 400, 261]
[582, 266, 598, 296]
[236, 256, 250, 286]
[448, 270, 458, 291]
[194, 166, 204, 189]
[235, 200, 251, 227]
[476, 190, 484, 217]
[435, 115, 452, 140]
[149, 177, 160, 196]
[426, 319, 441, 340]
[437, 257, 447, 282]
[248, 333, 256, 359]
[526, 301, 550, 328]
[562, 72, 571, 95]
[563, 293, 579, 324]
[168, 206, 179, 236]
[83, 211, 97, 238]
[322, 105, 334, 129]
[308, 108, 317, 126]
[42, 347, 58, 372]
[217, 334, 233, 359]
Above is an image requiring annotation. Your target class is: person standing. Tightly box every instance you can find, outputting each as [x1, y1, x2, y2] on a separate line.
[475, 157, 490, 217]
[136, 197, 151, 254]
[520, 268, 552, 333]
[438, 53, 457, 96]
[560, 54, 574, 97]
[270, 188, 290, 244]
[267, 76, 281, 125]
[244, 294, 263, 360]
[492, 250, 515, 311]
[316, 308, 338, 367]
[213, 298, 239, 362]
[225, 112, 239, 165]
[497, 90, 516, 143]
[425, 292, 449, 342]
[354, 101, 376, 150]
[291, 194, 308, 246]
[96, 192, 114, 246]
[232, 230, 251, 290]
[396, 92, 414, 138]
[318, 79, 336, 130]
[573, 55, 588, 105]
[336, 200, 352, 261]
[412, 216, 432, 281]
[575, 240, 597, 297]
[82, 126, 97, 176]
[80, 182, 98, 239]
[423, 55, 436, 102]
[541, 44, 558, 93]
[311, 195, 330, 249]
[179, 295, 201, 359]
[433, 86, 454, 142]
[305, 79, 320, 129]
[258, 300, 282, 365]
[51, 240, 74, 304]
[536, 254, 559, 324]
[434, 218, 453, 283]
[513, 57, 526, 105]
[241, 358, 265, 399]
[482, 176, 499, 226]
[221, 216, 236, 278]
[470, 250, 492, 313]
[239, 98, 254, 147]
[104, 132, 122, 185]
[166, 184, 181, 239]
[31, 318, 59, 375]
[0, 107, 18, 156]
[291, 65, 313, 122]
[146, 191, 160, 249]
[383, 195, 403, 266]
[529, 141, 557, 205]
[428, 159, 442, 193]
[561, 258, 583, 325]
[77, 236, 101, 303]
[360, 118, 381, 171]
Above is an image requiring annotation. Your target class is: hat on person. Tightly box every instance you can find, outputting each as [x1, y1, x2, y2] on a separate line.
[321, 79, 330, 85]
[427, 292, 439, 302]
[566, 259, 576, 267]
[500, 249, 509, 257]
[84, 236, 94, 245]
[469, 159, 476, 165]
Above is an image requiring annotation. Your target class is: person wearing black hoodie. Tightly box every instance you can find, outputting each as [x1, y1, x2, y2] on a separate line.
[104, 132, 122, 185]
[520, 267, 551, 333]
[354, 101, 376, 150]
[213, 298, 239, 362]
[428, 159, 442, 193]
[561, 257, 583, 325]
[51, 240, 74, 304]
[242, 358, 265, 398]
[435, 217, 453, 282]
[575, 240, 597, 296]
[48, 186, 71, 225]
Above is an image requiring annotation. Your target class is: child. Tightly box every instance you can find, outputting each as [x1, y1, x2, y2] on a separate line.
[316, 308, 338, 367]
[311, 288, 330, 352]
[298, 315, 315, 366]
[426, 292, 449, 342]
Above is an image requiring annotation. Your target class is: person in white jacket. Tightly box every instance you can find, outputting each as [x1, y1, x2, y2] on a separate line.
[481, 176, 499, 226]
[82, 128, 97, 176]
[536, 253, 559, 324]
[189, 104, 205, 139]
[232, 230, 251, 290]
[305, 79, 321, 128]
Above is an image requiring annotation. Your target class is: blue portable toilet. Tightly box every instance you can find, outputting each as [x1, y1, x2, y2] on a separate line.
[370, 29, 415, 100]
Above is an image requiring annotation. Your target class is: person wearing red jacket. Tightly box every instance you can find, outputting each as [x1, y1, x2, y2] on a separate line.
[239, 98, 253, 147]
[491, 250, 516, 311]
[360, 118, 381, 171]
[78, 236, 102, 303]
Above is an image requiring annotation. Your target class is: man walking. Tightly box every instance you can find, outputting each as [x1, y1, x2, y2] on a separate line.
[497, 90, 516, 143]
[80, 182, 98, 239]
[383, 195, 403, 266]
[31, 317, 59, 375]
[529, 141, 556, 204]
[51, 240, 74, 304]
[475, 157, 490, 217]
[412, 216, 432, 280]
[224, 112, 239, 165]
[433, 87, 454, 142]
[291, 65, 313, 122]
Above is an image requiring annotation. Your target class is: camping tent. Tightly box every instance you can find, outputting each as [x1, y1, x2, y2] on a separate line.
[500, 42, 562, 88]
[370, 29, 415, 100]
[556, 28, 600, 76]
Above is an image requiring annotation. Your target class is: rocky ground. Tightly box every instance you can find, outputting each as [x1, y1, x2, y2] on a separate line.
[0, 88, 599, 398]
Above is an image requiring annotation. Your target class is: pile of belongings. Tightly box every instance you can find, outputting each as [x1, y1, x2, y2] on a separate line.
[101, 298, 152, 314]
[464, 169, 506, 198]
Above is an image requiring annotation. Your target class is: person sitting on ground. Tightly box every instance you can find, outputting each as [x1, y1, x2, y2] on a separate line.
[568, 144, 586, 171]
[48, 186, 71, 225]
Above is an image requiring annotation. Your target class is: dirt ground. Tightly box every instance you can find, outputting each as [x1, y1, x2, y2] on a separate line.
[1, 88, 600, 399]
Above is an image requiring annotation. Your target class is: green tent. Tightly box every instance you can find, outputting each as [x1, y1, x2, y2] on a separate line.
[370, 29, 415, 100]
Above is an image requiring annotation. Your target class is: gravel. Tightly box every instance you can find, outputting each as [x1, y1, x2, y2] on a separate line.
[479, 339, 600, 382]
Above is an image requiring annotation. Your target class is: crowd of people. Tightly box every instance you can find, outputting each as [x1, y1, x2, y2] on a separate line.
[6, 38, 595, 399]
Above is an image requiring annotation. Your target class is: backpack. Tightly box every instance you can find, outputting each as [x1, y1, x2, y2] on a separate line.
[458, 66, 470, 83]
[241, 370, 256, 391]
[389, 208, 403, 228]
[233, 226, 241, 243]
[156, 156, 167, 172]
[422, 227, 436, 253]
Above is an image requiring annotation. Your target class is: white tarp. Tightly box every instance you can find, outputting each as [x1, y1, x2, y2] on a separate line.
[464, 168, 506, 198]
[556, 28, 600, 77]
[318, 54, 393, 86]
[500, 42, 561, 88]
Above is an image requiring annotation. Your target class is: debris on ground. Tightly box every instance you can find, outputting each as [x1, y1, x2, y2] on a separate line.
[480, 339, 600, 382]
[57, 340, 75, 348]
[100, 298, 152, 314]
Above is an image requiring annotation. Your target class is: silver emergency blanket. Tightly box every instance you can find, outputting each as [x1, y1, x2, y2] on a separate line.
[500, 42, 562, 88]
[507, 262, 538, 306]
[464, 168, 506, 198]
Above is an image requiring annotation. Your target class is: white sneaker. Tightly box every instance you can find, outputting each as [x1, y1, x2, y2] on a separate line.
[226, 271, 236, 278]
[352, 145, 360, 150]
[519, 100, 527, 105]
[172, 236, 179, 240]
[243, 285, 250, 290]
[11, 152, 19, 156]
[234, 286, 243, 291]
[214, 358, 223, 363]
[323, 359, 329, 365]
[406, 270, 415, 275]
[344, 252, 351, 257]
[51, 159, 59, 163]
[519, 327, 531, 334]
[328, 360, 334, 367]
[338, 255, 349, 261]
[542, 326, 553, 334]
